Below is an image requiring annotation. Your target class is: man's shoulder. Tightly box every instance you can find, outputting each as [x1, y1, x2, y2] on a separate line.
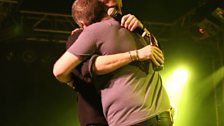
[86, 18, 118, 30]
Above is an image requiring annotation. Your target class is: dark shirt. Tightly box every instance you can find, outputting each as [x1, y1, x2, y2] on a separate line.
[66, 29, 108, 126]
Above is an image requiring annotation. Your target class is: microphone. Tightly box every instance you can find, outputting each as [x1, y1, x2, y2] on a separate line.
[107, 8, 145, 35]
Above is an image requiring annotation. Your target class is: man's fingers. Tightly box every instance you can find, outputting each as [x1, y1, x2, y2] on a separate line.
[128, 19, 138, 31]
[126, 15, 136, 29]
[121, 14, 131, 27]
[121, 14, 137, 29]
[124, 15, 133, 28]
[153, 47, 164, 60]
[151, 55, 161, 67]
[71, 28, 83, 35]
[151, 47, 164, 66]
[154, 53, 164, 65]
[121, 14, 143, 32]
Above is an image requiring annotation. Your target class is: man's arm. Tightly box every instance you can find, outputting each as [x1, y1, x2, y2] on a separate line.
[53, 51, 81, 84]
[53, 44, 164, 84]
[93, 45, 164, 75]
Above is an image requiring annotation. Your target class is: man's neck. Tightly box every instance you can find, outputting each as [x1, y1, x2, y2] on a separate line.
[101, 15, 111, 21]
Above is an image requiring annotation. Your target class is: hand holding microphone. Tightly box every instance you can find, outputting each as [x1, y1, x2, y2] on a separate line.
[107, 8, 145, 35]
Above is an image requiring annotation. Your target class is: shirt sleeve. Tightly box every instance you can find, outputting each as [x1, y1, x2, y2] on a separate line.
[66, 29, 83, 49]
[67, 28, 98, 61]
[88, 54, 99, 77]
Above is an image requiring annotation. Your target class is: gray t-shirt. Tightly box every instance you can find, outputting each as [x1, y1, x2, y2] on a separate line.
[68, 18, 171, 126]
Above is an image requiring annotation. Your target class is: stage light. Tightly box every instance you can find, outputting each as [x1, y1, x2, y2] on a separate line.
[163, 67, 189, 122]
[164, 68, 189, 100]
[197, 18, 221, 36]
[195, 6, 224, 39]
[172, 68, 188, 85]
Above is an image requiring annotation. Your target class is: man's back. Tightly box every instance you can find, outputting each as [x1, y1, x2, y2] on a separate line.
[68, 18, 171, 126]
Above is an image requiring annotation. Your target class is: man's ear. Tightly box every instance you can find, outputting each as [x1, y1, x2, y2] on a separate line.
[79, 21, 88, 28]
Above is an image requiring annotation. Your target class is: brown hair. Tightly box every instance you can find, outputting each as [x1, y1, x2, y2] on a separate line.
[72, 0, 107, 26]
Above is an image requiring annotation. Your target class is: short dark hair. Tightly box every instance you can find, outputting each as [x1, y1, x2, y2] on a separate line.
[72, 0, 107, 26]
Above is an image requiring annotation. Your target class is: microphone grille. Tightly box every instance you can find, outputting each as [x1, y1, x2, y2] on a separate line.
[107, 7, 118, 17]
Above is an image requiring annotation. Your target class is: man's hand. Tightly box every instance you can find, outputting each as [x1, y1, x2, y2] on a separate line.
[137, 45, 164, 67]
[121, 14, 143, 32]
[71, 28, 83, 35]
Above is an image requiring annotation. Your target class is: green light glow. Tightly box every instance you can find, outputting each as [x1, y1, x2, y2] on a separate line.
[172, 68, 188, 85]
[164, 67, 189, 121]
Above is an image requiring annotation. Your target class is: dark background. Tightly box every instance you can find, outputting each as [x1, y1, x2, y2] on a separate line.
[0, 0, 223, 126]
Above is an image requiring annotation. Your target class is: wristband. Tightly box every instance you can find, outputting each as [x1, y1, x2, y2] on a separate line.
[135, 50, 139, 61]
[129, 50, 139, 61]
[128, 51, 135, 61]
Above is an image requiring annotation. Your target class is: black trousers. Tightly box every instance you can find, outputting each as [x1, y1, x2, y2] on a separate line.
[86, 124, 108, 126]
[76, 91, 108, 126]
[87, 112, 173, 126]
[133, 112, 173, 126]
